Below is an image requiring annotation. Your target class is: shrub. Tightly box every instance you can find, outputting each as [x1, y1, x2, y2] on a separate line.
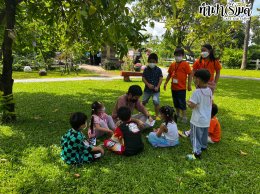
[101, 59, 121, 70]
[221, 48, 243, 68]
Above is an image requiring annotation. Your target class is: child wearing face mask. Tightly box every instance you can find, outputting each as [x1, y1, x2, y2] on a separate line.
[164, 48, 192, 123]
[88, 101, 115, 145]
[192, 44, 222, 93]
[142, 53, 163, 119]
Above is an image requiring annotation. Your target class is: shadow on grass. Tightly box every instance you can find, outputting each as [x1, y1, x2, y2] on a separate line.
[0, 80, 260, 193]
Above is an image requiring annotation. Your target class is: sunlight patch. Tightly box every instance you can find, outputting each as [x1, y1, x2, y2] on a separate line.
[0, 126, 15, 137]
[185, 168, 206, 178]
[236, 133, 260, 146]
[100, 167, 111, 174]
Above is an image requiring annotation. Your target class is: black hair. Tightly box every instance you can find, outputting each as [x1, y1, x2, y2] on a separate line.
[134, 56, 141, 64]
[200, 43, 216, 62]
[127, 85, 143, 97]
[117, 106, 131, 122]
[211, 103, 218, 118]
[148, 53, 158, 63]
[159, 106, 177, 125]
[194, 69, 211, 83]
[174, 47, 185, 56]
[70, 112, 87, 131]
[90, 101, 103, 133]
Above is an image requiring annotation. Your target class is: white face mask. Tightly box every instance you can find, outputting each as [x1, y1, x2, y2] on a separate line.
[148, 63, 156, 68]
[201, 52, 209, 58]
[175, 56, 183, 62]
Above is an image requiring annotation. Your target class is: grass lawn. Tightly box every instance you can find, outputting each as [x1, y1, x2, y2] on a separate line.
[0, 78, 259, 193]
[221, 68, 260, 78]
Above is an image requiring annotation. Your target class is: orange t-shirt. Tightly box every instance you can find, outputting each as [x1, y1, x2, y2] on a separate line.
[168, 61, 191, 90]
[208, 116, 221, 142]
[193, 59, 222, 81]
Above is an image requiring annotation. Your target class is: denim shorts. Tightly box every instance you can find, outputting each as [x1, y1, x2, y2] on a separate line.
[142, 92, 160, 105]
[171, 90, 186, 110]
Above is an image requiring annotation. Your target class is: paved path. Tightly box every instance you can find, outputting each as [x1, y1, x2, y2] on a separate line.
[14, 65, 260, 83]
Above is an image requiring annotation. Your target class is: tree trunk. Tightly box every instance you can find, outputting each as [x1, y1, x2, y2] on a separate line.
[241, 0, 254, 70]
[1, 0, 16, 122]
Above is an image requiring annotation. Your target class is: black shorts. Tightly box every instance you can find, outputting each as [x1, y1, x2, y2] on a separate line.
[171, 90, 186, 110]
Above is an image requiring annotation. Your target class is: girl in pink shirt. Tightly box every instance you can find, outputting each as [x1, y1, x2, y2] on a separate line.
[88, 101, 115, 145]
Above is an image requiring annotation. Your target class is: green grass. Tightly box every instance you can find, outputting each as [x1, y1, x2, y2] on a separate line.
[12, 69, 99, 79]
[0, 79, 260, 193]
[221, 68, 260, 78]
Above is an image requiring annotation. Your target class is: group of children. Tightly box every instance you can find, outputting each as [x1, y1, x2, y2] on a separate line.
[60, 44, 222, 164]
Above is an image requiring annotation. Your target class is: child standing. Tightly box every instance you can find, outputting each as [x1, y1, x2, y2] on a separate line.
[148, 106, 179, 147]
[142, 53, 163, 119]
[186, 69, 212, 160]
[88, 101, 115, 145]
[208, 103, 221, 143]
[164, 48, 192, 123]
[192, 44, 222, 93]
[104, 107, 144, 156]
[61, 112, 104, 165]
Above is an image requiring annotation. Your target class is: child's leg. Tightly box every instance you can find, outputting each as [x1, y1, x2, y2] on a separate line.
[107, 115, 116, 130]
[142, 92, 152, 106]
[104, 139, 125, 155]
[201, 128, 209, 149]
[190, 124, 203, 155]
[148, 132, 171, 147]
[152, 92, 160, 117]
[178, 90, 187, 122]
[171, 90, 179, 116]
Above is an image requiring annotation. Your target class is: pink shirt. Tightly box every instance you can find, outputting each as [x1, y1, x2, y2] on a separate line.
[112, 94, 147, 119]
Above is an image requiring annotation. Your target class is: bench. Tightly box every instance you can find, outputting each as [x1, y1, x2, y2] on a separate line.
[121, 71, 143, 81]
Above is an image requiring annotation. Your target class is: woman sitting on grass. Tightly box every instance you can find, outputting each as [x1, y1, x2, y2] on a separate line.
[148, 106, 179, 147]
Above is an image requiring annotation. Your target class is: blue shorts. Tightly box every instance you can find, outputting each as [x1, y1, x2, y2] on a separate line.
[171, 90, 186, 110]
[142, 92, 160, 106]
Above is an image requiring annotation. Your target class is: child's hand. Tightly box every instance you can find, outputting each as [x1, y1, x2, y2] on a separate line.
[98, 146, 104, 155]
[148, 116, 154, 123]
[187, 85, 192, 91]
[154, 87, 159, 92]
[148, 83, 154, 90]
[137, 120, 145, 128]
[108, 130, 114, 136]
[153, 128, 158, 132]
[88, 129, 96, 138]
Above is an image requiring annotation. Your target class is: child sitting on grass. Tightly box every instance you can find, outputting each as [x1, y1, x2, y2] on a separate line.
[186, 69, 212, 160]
[104, 107, 144, 156]
[208, 103, 221, 143]
[148, 106, 179, 147]
[61, 112, 104, 165]
[88, 101, 115, 145]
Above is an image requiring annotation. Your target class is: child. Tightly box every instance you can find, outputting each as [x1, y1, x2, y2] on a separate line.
[164, 48, 192, 123]
[208, 103, 221, 143]
[61, 112, 104, 165]
[192, 44, 222, 93]
[186, 69, 212, 160]
[88, 101, 115, 145]
[142, 53, 163, 119]
[183, 103, 221, 144]
[148, 106, 179, 147]
[104, 106, 144, 156]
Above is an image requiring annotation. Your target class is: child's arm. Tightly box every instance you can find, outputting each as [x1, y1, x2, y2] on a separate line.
[155, 77, 163, 92]
[187, 100, 197, 109]
[156, 123, 167, 137]
[94, 123, 113, 135]
[131, 118, 145, 129]
[142, 77, 154, 89]
[164, 74, 171, 91]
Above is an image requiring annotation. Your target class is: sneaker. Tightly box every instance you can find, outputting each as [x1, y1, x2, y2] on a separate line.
[186, 153, 201, 160]
[201, 147, 207, 151]
[183, 130, 191, 137]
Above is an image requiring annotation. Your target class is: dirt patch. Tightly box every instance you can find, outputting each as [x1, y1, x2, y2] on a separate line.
[80, 64, 119, 77]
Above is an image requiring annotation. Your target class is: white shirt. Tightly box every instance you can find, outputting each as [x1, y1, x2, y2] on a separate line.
[162, 122, 179, 141]
[189, 87, 212, 127]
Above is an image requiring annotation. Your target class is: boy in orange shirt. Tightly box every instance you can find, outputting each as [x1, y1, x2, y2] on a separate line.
[164, 48, 192, 123]
[208, 103, 221, 143]
[192, 44, 222, 93]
